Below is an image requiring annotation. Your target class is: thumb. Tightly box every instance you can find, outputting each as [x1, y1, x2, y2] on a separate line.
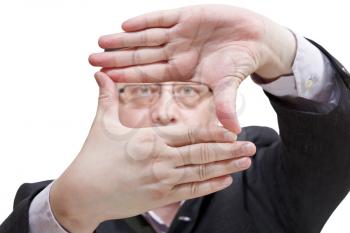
[94, 71, 119, 120]
[94, 72, 135, 141]
[213, 77, 241, 134]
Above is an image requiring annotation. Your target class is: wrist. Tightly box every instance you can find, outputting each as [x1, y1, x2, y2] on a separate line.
[50, 177, 101, 233]
[255, 18, 297, 80]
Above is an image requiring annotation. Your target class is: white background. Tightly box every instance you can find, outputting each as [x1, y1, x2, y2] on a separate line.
[0, 0, 349, 232]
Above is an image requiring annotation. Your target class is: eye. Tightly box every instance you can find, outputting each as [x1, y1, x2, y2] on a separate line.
[129, 85, 157, 97]
[178, 86, 197, 96]
[139, 86, 152, 96]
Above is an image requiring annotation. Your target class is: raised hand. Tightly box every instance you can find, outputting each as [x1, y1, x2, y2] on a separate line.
[49, 72, 256, 233]
[89, 4, 296, 133]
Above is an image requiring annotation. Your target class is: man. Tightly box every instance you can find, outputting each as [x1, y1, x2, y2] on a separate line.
[1, 4, 349, 233]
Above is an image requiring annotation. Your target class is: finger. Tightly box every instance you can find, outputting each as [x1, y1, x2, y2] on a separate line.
[153, 124, 237, 147]
[121, 9, 180, 32]
[213, 77, 242, 134]
[170, 141, 256, 167]
[89, 46, 167, 68]
[98, 28, 170, 49]
[174, 157, 251, 184]
[94, 72, 135, 140]
[94, 71, 119, 116]
[101, 63, 170, 83]
[100, 51, 196, 82]
[170, 175, 233, 202]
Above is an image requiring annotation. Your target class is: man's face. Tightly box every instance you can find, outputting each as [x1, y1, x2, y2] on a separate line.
[117, 82, 219, 128]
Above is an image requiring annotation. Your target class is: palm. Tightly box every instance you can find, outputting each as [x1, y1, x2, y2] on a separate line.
[89, 5, 266, 133]
[168, 7, 262, 86]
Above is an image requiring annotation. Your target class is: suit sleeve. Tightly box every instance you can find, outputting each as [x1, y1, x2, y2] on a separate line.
[0, 180, 53, 233]
[252, 34, 336, 105]
[263, 40, 350, 233]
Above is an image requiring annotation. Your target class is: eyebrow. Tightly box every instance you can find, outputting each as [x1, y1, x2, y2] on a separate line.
[117, 82, 214, 94]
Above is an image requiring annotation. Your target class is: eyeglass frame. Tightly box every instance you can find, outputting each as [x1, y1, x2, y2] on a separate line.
[117, 82, 213, 108]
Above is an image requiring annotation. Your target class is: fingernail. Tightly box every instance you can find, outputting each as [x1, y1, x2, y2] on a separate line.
[222, 176, 233, 186]
[224, 132, 237, 141]
[235, 157, 251, 168]
[241, 143, 254, 154]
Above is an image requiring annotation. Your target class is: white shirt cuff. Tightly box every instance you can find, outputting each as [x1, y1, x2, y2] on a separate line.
[251, 33, 336, 104]
[29, 181, 69, 233]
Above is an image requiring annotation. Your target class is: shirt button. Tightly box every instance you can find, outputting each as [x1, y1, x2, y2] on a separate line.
[306, 78, 313, 90]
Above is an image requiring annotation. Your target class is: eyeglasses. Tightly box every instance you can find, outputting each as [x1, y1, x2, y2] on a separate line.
[118, 82, 212, 108]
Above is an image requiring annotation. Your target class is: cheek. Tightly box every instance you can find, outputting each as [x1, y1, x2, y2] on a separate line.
[181, 99, 218, 126]
[118, 106, 152, 128]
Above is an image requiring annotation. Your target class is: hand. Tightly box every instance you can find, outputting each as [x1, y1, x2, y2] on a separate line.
[89, 4, 297, 134]
[50, 72, 256, 233]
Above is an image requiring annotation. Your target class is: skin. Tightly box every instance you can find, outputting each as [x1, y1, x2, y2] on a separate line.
[118, 82, 219, 225]
[118, 82, 218, 128]
[51, 4, 296, 233]
[50, 73, 256, 233]
[90, 4, 296, 134]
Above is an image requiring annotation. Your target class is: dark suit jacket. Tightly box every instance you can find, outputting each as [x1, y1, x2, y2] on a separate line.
[1, 40, 350, 233]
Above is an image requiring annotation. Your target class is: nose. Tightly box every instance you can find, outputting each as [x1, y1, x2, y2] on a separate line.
[150, 89, 179, 126]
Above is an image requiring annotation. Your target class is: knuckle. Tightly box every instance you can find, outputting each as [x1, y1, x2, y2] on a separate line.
[163, 29, 171, 44]
[172, 149, 184, 166]
[98, 93, 113, 107]
[132, 47, 141, 64]
[162, 43, 173, 61]
[177, 147, 190, 166]
[190, 182, 199, 196]
[162, 150, 179, 167]
[186, 128, 196, 144]
[199, 143, 210, 163]
[197, 164, 207, 181]
[140, 31, 148, 45]
[150, 185, 171, 200]
[138, 130, 157, 144]
[151, 156, 179, 184]
[161, 45, 169, 60]
[136, 66, 149, 83]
